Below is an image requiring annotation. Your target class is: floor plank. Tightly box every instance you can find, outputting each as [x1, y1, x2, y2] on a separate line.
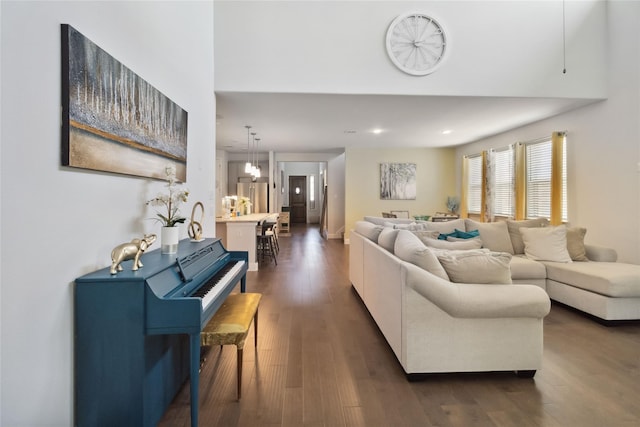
[159, 224, 640, 427]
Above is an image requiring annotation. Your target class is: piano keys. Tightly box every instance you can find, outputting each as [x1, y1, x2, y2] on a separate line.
[75, 238, 248, 427]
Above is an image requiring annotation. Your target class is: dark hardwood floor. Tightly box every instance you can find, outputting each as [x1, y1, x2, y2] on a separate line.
[159, 224, 640, 427]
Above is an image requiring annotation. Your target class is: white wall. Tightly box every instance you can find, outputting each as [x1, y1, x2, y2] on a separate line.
[0, 1, 215, 425]
[215, 0, 606, 99]
[327, 153, 346, 239]
[455, 0, 640, 264]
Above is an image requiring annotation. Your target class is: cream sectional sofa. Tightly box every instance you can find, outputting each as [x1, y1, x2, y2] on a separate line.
[349, 220, 551, 377]
[361, 216, 640, 322]
[349, 217, 640, 376]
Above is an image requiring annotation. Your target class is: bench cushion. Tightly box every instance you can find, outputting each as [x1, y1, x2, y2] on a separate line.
[201, 293, 262, 348]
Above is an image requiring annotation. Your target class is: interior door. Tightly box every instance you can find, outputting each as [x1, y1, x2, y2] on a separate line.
[289, 175, 307, 224]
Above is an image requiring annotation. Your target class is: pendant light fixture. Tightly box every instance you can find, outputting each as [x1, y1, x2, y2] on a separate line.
[250, 132, 258, 176]
[244, 125, 252, 173]
[254, 138, 261, 178]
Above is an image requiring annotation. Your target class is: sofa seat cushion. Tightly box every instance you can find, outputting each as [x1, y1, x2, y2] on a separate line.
[510, 255, 547, 280]
[542, 261, 640, 298]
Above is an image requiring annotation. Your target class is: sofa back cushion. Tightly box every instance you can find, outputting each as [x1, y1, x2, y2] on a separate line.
[364, 216, 418, 226]
[506, 218, 549, 254]
[394, 230, 449, 280]
[436, 250, 513, 284]
[520, 225, 572, 263]
[378, 227, 399, 252]
[354, 221, 383, 243]
[465, 219, 514, 254]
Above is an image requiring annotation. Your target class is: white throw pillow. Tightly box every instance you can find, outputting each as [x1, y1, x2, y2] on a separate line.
[420, 236, 483, 250]
[394, 230, 449, 280]
[506, 218, 549, 254]
[410, 230, 440, 242]
[464, 219, 514, 254]
[520, 225, 572, 263]
[436, 250, 513, 284]
[422, 218, 466, 234]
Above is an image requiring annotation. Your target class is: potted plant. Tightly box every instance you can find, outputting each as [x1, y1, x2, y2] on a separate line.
[146, 165, 189, 253]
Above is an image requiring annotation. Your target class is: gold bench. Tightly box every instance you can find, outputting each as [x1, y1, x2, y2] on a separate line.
[201, 292, 262, 399]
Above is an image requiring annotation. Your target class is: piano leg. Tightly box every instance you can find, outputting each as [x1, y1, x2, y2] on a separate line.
[190, 333, 200, 427]
[241, 275, 246, 293]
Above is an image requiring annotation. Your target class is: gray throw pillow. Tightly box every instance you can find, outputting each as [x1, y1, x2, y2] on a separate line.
[465, 219, 514, 254]
[566, 226, 589, 261]
[436, 250, 513, 284]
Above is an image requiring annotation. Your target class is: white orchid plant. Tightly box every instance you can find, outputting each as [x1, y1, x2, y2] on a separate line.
[238, 197, 251, 209]
[146, 165, 189, 227]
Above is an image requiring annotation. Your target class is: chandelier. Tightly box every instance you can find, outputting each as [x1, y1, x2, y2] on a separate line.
[243, 124, 261, 178]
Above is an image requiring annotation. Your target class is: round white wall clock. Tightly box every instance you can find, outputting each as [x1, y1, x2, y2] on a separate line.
[386, 12, 447, 76]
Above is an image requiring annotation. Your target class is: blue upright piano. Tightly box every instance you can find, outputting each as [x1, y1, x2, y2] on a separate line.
[75, 238, 248, 427]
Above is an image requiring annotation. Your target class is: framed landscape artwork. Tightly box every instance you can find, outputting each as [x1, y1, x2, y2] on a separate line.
[61, 24, 188, 181]
[380, 162, 416, 200]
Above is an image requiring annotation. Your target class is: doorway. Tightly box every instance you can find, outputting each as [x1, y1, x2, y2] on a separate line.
[289, 175, 307, 224]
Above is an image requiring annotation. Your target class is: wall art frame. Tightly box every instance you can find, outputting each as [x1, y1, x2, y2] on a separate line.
[380, 162, 416, 200]
[61, 24, 188, 181]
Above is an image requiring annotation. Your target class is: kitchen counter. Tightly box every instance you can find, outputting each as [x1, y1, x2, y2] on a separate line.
[216, 213, 279, 271]
[215, 213, 278, 224]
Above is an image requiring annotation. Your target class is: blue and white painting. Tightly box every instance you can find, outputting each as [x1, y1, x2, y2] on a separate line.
[61, 24, 187, 181]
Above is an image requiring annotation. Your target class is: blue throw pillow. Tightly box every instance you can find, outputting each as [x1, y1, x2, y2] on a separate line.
[438, 231, 458, 240]
[454, 229, 480, 239]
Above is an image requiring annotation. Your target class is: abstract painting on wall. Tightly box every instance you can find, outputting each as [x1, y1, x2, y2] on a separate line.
[61, 24, 188, 181]
[380, 162, 416, 200]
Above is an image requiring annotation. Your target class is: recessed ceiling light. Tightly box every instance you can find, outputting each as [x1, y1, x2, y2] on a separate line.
[442, 129, 452, 135]
[372, 128, 383, 134]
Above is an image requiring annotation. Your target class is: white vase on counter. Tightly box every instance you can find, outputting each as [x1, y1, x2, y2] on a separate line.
[161, 226, 179, 254]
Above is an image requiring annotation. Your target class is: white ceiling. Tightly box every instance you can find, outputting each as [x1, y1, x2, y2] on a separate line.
[215, 92, 600, 154]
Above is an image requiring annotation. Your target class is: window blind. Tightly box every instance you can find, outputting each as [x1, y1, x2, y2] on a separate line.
[562, 138, 567, 221]
[493, 146, 514, 217]
[467, 155, 482, 214]
[526, 140, 552, 219]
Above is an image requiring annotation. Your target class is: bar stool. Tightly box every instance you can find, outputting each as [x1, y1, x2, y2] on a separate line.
[265, 220, 279, 254]
[256, 220, 277, 265]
